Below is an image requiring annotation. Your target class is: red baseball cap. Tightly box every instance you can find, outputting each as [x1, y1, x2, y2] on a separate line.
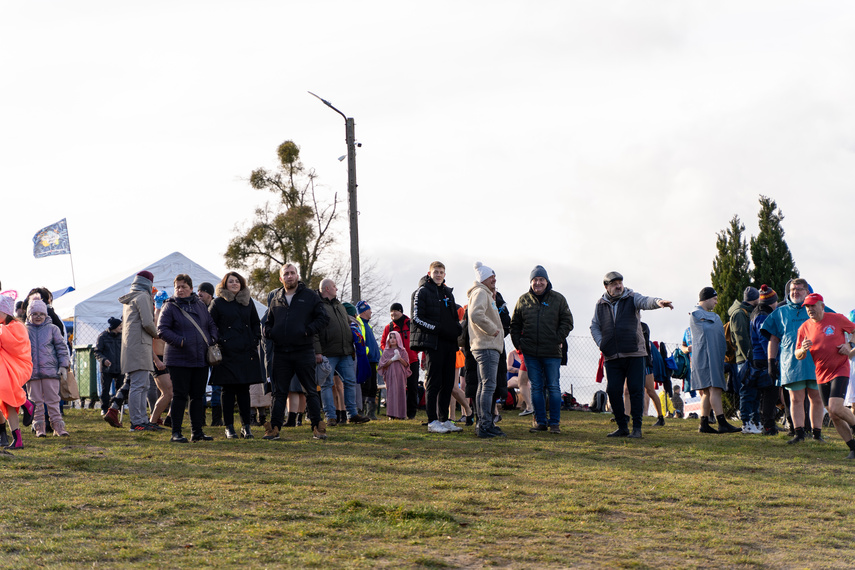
[803, 293, 824, 306]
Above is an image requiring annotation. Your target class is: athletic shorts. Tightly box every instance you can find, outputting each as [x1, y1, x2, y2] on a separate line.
[784, 379, 818, 392]
[819, 376, 849, 407]
[153, 356, 169, 377]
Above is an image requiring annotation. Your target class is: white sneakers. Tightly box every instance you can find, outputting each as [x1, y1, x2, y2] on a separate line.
[742, 422, 763, 434]
[427, 420, 464, 433]
[428, 420, 450, 433]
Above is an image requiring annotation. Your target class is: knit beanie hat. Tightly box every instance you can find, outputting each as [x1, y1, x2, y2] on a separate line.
[474, 262, 495, 283]
[390, 302, 404, 313]
[743, 286, 760, 302]
[108, 316, 123, 330]
[342, 302, 358, 317]
[530, 265, 549, 282]
[698, 287, 717, 302]
[137, 270, 154, 282]
[198, 282, 214, 296]
[28, 299, 48, 315]
[758, 284, 778, 306]
[0, 295, 14, 316]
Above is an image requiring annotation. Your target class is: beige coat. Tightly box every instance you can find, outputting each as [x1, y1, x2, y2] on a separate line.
[119, 281, 157, 374]
[467, 281, 504, 352]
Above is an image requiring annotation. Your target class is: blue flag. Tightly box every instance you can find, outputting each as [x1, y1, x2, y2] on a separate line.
[33, 218, 71, 258]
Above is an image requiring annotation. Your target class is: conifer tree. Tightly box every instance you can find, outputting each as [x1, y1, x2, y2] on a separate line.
[710, 215, 751, 322]
[750, 195, 799, 294]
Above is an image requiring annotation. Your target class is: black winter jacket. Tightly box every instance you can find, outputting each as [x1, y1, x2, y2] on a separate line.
[94, 330, 122, 375]
[315, 296, 355, 357]
[263, 283, 329, 354]
[410, 275, 462, 352]
[510, 283, 574, 359]
[209, 288, 264, 386]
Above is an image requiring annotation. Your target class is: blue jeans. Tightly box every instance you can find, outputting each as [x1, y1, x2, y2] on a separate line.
[210, 384, 222, 406]
[523, 355, 561, 427]
[321, 355, 358, 420]
[472, 349, 499, 429]
[738, 361, 759, 423]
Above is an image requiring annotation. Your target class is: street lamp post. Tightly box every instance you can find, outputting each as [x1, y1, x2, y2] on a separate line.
[308, 91, 361, 303]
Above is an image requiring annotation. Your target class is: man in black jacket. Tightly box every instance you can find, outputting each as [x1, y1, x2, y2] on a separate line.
[411, 261, 463, 434]
[262, 264, 330, 440]
[94, 317, 123, 414]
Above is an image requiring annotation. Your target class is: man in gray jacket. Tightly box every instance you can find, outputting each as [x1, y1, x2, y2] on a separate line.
[590, 271, 672, 439]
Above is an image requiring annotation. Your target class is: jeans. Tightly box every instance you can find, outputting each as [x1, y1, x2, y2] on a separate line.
[210, 383, 222, 406]
[523, 355, 561, 427]
[604, 356, 645, 429]
[473, 349, 500, 429]
[737, 361, 759, 424]
[127, 369, 152, 427]
[321, 355, 358, 420]
[271, 350, 320, 428]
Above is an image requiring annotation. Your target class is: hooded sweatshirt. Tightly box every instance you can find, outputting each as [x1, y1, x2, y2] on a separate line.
[466, 280, 504, 352]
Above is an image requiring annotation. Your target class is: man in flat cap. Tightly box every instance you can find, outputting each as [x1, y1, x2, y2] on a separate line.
[590, 271, 672, 439]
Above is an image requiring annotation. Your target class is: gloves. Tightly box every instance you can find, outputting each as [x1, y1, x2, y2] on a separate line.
[59, 367, 68, 382]
[154, 290, 169, 309]
[767, 358, 779, 382]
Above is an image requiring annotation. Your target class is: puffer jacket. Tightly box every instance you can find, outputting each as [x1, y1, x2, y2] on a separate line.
[158, 293, 218, 368]
[27, 319, 70, 380]
[120, 274, 158, 373]
[510, 283, 574, 359]
[263, 283, 329, 354]
[410, 274, 462, 352]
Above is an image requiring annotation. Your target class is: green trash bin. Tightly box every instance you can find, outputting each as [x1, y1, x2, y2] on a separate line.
[74, 345, 98, 403]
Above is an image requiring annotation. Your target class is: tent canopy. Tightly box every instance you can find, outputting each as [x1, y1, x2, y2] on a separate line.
[53, 251, 266, 345]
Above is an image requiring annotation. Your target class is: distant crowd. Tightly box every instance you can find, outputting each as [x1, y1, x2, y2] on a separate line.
[2, 265, 854, 460]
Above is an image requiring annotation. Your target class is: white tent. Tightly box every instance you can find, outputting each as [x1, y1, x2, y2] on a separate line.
[53, 251, 266, 346]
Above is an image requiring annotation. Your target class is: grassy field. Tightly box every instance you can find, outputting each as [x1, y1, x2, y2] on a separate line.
[1, 407, 853, 569]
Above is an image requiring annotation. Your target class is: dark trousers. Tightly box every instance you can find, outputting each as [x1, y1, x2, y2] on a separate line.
[221, 384, 252, 426]
[604, 356, 645, 429]
[406, 362, 420, 419]
[759, 386, 779, 430]
[100, 372, 123, 411]
[363, 363, 378, 398]
[110, 374, 131, 408]
[424, 346, 456, 423]
[169, 366, 208, 436]
[271, 350, 320, 429]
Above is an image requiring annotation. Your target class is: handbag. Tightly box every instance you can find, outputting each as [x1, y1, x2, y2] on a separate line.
[175, 303, 222, 366]
[60, 367, 80, 401]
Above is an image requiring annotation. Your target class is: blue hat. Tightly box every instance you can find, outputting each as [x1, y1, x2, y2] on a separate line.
[529, 265, 549, 282]
[356, 301, 371, 314]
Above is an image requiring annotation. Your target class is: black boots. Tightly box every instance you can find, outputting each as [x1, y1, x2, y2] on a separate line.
[224, 424, 238, 439]
[699, 417, 718, 433]
[716, 414, 741, 433]
[788, 427, 806, 445]
[0, 423, 8, 447]
[652, 416, 665, 427]
[284, 412, 297, 427]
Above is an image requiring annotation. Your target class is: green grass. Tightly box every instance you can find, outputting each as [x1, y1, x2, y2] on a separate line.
[2, 408, 854, 569]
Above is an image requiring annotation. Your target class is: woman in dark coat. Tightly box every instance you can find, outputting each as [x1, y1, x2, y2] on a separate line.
[209, 272, 263, 439]
[157, 273, 218, 443]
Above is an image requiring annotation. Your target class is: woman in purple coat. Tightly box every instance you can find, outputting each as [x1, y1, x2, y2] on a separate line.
[157, 274, 218, 443]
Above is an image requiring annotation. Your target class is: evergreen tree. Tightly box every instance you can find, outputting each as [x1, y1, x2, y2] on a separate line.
[710, 215, 751, 322]
[750, 195, 799, 295]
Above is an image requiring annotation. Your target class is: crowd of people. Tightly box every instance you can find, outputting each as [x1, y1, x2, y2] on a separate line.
[2, 265, 855, 460]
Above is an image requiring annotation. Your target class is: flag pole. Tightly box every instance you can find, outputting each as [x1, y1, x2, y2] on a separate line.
[66, 219, 77, 289]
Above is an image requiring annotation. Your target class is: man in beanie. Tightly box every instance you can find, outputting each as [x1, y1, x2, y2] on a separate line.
[93, 317, 123, 415]
[107, 270, 159, 432]
[382, 302, 420, 419]
[728, 286, 761, 434]
[590, 271, 673, 438]
[691, 287, 741, 434]
[410, 261, 463, 434]
[795, 293, 855, 459]
[467, 262, 506, 438]
[356, 301, 381, 420]
[510, 265, 573, 434]
[748, 285, 781, 435]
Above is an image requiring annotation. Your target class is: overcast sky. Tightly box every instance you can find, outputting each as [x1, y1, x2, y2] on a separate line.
[3, 1, 855, 343]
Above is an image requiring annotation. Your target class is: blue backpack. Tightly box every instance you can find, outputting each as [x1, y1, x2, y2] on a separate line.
[670, 348, 690, 380]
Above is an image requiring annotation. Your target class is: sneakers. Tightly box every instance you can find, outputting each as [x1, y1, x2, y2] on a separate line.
[191, 432, 214, 442]
[548, 425, 561, 434]
[130, 423, 157, 432]
[519, 408, 534, 417]
[427, 420, 450, 434]
[477, 428, 496, 438]
[326, 417, 338, 427]
[262, 422, 280, 440]
[742, 423, 760, 434]
[441, 420, 463, 433]
[224, 425, 238, 439]
[762, 426, 779, 436]
[313, 420, 328, 440]
[241, 425, 254, 439]
[348, 414, 371, 424]
[529, 424, 547, 433]
[104, 408, 123, 428]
